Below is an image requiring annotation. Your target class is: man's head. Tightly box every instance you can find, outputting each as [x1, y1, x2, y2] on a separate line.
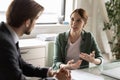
[6, 0, 44, 35]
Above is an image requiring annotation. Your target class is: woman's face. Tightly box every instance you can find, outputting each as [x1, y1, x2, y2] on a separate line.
[70, 12, 85, 33]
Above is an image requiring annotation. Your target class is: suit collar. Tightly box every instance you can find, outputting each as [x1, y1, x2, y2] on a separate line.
[7, 24, 19, 44]
[0, 22, 19, 44]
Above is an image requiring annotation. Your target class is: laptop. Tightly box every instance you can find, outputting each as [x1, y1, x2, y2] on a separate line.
[101, 67, 120, 79]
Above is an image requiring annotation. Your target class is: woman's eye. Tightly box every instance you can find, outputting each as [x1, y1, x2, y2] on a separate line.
[78, 19, 83, 22]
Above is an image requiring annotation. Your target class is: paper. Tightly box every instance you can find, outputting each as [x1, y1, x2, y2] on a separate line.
[71, 70, 104, 80]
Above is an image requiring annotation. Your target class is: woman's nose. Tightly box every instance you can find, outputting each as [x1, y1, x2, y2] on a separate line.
[73, 21, 77, 25]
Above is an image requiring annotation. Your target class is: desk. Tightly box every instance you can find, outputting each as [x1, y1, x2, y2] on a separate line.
[71, 61, 120, 80]
[23, 61, 120, 80]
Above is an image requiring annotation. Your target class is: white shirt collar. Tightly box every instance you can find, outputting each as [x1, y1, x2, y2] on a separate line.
[6, 24, 19, 44]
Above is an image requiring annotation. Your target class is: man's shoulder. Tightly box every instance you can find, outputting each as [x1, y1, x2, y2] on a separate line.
[0, 22, 12, 43]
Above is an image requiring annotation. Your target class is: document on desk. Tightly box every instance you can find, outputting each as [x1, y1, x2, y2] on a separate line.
[71, 70, 104, 80]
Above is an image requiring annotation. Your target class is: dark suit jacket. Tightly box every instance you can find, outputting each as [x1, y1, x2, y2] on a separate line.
[0, 22, 48, 80]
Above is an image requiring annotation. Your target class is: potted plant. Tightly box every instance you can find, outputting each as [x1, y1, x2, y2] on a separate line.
[103, 0, 120, 60]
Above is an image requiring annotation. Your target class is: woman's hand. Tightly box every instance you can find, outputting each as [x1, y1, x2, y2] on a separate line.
[80, 51, 101, 64]
[79, 51, 95, 63]
[60, 59, 82, 70]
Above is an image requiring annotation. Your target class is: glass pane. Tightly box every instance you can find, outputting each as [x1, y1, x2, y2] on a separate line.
[0, 0, 11, 22]
[35, 0, 62, 24]
[0, 0, 63, 24]
[0, 0, 11, 12]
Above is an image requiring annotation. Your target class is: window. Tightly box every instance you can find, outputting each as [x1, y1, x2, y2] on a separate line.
[35, 0, 65, 24]
[0, 0, 65, 24]
[0, 0, 11, 22]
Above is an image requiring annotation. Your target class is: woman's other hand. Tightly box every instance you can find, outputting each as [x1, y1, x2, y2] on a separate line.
[60, 59, 82, 70]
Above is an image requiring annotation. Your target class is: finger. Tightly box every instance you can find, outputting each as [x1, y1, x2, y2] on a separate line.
[79, 54, 85, 59]
[66, 69, 70, 75]
[79, 53, 85, 57]
[80, 54, 87, 59]
[76, 60, 82, 65]
[62, 69, 71, 78]
[92, 51, 95, 54]
[78, 60, 82, 63]
[71, 60, 82, 68]
[59, 67, 68, 74]
[80, 52, 86, 54]
[81, 53, 89, 57]
[90, 53, 95, 57]
[70, 59, 74, 63]
[90, 51, 95, 57]
[67, 70, 71, 79]
[68, 59, 74, 64]
[59, 67, 64, 72]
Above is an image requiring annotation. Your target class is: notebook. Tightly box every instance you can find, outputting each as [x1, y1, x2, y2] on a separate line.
[101, 67, 120, 79]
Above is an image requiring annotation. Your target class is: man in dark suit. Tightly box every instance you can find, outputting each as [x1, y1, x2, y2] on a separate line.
[0, 0, 71, 80]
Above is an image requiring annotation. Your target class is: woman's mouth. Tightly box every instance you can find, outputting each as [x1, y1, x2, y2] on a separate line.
[72, 27, 77, 30]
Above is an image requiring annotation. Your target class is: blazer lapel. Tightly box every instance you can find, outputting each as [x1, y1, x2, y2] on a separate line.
[80, 31, 86, 53]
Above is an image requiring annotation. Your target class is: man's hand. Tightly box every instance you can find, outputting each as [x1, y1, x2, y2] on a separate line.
[47, 67, 57, 77]
[47, 67, 71, 80]
[54, 68, 71, 80]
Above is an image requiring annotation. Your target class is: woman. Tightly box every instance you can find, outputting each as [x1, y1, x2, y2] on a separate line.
[52, 8, 103, 70]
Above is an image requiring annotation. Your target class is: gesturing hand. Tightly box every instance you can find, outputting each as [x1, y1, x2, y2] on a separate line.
[68, 59, 82, 69]
[79, 51, 95, 63]
[60, 59, 82, 70]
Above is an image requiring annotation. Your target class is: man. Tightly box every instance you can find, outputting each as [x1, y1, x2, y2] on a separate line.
[0, 0, 71, 80]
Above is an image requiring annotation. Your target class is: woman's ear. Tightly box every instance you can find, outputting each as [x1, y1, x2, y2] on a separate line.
[25, 19, 31, 27]
[83, 22, 86, 28]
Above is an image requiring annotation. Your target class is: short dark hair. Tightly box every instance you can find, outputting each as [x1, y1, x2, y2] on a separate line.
[6, 0, 44, 28]
[70, 8, 88, 25]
